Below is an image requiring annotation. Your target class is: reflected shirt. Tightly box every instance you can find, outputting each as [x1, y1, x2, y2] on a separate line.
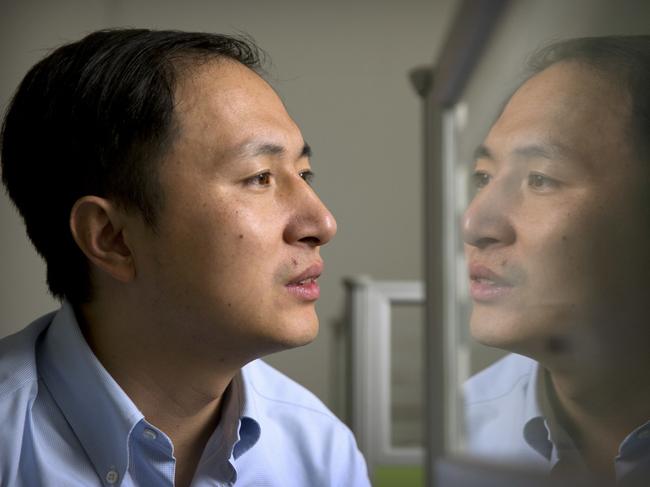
[0, 302, 369, 486]
[463, 353, 650, 485]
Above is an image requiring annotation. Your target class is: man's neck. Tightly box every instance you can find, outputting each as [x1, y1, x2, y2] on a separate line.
[76, 299, 241, 487]
[545, 362, 650, 478]
[103, 359, 233, 487]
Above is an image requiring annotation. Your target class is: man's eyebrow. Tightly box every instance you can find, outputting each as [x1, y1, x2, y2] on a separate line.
[512, 143, 568, 160]
[474, 145, 493, 160]
[236, 141, 312, 160]
[301, 143, 312, 159]
[241, 142, 285, 158]
[473, 142, 571, 162]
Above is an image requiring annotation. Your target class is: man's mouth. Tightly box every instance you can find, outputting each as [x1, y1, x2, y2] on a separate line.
[286, 262, 323, 301]
[289, 276, 319, 285]
[468, 263, 515, 302]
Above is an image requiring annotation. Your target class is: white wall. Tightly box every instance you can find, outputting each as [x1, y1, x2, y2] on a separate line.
[0, 0, 458, 415]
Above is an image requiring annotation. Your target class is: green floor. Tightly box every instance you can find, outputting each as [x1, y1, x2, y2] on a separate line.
[373, 466, 423, 487]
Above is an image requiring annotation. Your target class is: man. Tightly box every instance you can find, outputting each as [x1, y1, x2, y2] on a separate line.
[462, 36, 650, 486]
[0, 29, 369, 486]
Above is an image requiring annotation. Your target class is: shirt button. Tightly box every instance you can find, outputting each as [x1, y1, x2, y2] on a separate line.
[143, 428, 158, 440]
[105, 469, 119, 484]
[638, 430, 650, 440]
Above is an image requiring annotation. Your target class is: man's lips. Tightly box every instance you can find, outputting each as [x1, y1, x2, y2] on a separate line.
[286, 262, 323, 301]
[468, 263, 514, 302]
[469, 263, 512, 285]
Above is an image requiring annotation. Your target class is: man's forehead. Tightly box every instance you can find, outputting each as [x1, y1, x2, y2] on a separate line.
[162, 59, 306, 172]
[509, 61, 630, 121]
[171, 60, 293, 138]
[477, 61, 634, 165]
[173, 58, 274, 114]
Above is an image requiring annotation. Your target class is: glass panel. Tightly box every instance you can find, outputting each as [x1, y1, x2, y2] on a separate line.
[443, 2, 650, 484]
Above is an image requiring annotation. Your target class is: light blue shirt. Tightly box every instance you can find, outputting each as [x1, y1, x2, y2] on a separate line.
[463, 353, 650, 485]
[0, 302, 369, 486]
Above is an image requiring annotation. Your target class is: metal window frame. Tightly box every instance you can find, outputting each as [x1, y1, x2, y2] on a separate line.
[346, 276, 425, 476]
[412, 1, 511, 485]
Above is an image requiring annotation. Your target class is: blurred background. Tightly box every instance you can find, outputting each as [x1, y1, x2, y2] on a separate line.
[2, 1, 649, 486]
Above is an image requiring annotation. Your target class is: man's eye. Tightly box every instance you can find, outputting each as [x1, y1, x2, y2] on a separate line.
[248, 172, 272, 186]
[472, 171, 491, 190]
[527, 173, 558, 191]
[299, 170, 315, 186]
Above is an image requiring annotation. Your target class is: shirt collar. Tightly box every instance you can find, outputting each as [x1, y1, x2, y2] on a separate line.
[523, 362, 583, 467]
[186, 367, 262, 484]
[522, 360, 554, 461]
[235, 367, 261, 458]
[38, 302, 144, 484]
[199, 371, 259, 462]
[524, 360, 543, 426]
[536, 366, 577, 452]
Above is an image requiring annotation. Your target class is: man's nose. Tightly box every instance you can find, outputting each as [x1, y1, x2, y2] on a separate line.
[283, 179, 337, 247]
[462, 183, 516, 249]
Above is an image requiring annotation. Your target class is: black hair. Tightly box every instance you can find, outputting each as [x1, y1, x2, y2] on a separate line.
[1, 29, 264, 303]
[527, 35, 650, 163]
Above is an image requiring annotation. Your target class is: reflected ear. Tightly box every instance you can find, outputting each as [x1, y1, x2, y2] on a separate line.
[69, 196, 136, 283]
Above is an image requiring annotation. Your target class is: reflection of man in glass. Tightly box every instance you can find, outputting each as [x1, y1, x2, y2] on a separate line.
[463, 36, 650, 484]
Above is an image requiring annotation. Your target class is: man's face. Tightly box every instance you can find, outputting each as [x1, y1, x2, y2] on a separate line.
[129, 59, 337, 361]
[462, 61, 650, 361]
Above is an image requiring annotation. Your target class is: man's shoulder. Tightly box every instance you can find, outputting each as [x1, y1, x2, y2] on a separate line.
[0, 312, 55, 400]
[242, 359, 338, 421]
[463, 352, 537, 406]
[240, 359, 361, 455]
[0, 311, 57, 483]
[239, 360, 370, 486]
[463, 353, 545, 465]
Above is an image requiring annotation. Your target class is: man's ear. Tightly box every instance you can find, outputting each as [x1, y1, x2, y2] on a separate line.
[69, 196, 136, 283]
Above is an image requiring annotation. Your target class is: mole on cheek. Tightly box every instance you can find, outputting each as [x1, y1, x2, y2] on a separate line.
[561, 235, 568, 242]
[238, 234, 243, 239]
[291, 258, 298, 266]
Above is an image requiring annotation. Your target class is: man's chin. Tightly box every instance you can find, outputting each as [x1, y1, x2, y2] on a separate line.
[470, 315, 569, 363]
[258, 316, 320, 354]
[470, 314, 531, 353]
[282, 320, 320, 349]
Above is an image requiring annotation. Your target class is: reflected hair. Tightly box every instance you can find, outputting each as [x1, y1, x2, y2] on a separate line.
[526, 35, 650, 164]
[1, 29, 265, 303]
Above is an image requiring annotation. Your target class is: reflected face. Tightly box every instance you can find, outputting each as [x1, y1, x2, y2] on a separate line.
[129, 59, 337, 361]
[462, 61, 650, 360]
